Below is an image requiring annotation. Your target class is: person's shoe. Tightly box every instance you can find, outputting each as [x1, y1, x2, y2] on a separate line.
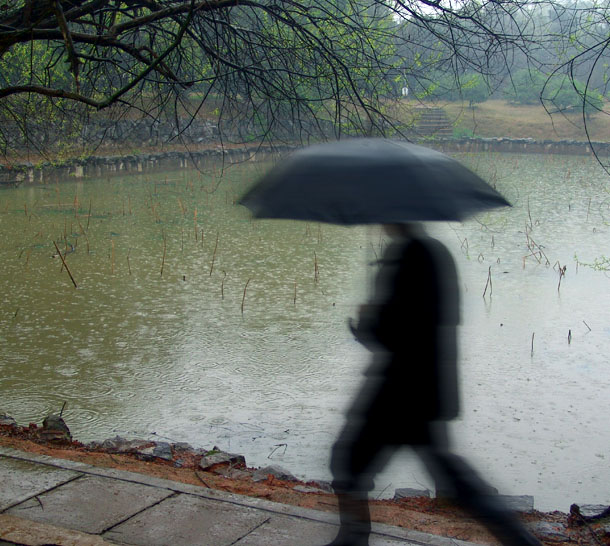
[322, 529, 369, 546]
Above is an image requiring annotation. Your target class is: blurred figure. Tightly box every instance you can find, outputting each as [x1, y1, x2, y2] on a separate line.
[325, 223, 541, 546]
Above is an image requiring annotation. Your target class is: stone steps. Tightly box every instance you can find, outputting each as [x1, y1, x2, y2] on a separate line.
[414, 107, 453, 137]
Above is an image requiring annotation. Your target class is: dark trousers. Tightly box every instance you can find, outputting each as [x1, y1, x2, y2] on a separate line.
[329, 419, 542, 546]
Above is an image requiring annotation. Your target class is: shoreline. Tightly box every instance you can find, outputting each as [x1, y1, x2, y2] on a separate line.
[1, 136, 609, 187]
[1, 414, 608, 545]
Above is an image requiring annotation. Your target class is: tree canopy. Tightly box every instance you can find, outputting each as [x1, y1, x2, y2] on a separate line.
[0, 0, 608, 156]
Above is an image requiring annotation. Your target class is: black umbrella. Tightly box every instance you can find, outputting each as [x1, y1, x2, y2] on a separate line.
[239, 138, 510, 224]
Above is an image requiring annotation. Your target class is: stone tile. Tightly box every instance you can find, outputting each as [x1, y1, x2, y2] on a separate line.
[229, 515, 338, 545]
[103, 493, 274, 546]
[233, 514, 421, 545]
[6, 474, 172, 535]
[0, 457, 81, 511]
[0, 514, 113, 546]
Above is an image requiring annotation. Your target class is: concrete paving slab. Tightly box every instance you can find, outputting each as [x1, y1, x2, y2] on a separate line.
[103, 493, 276, 546]
[0, 514, 114, 546]
[230, 513, 414, 545]
[6, 474, 173, 535]
[0, 457, 81, 511]
[0, 447, 481, 546]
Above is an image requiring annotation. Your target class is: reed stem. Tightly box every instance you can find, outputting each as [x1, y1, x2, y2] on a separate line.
[556, 263, 566, 292]
[53, 240, 77, 288]
[160, 232, 167, 277]
[483, 266, 492, 298]
[241, 278, 251, 314]
[209, 232, 219, 276]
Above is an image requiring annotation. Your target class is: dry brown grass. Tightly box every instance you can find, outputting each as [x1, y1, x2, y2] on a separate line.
[441, 99, 610, 142]
[4, 99, 609, 166]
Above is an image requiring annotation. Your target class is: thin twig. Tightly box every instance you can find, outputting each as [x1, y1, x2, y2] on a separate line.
[482, 266, 492, 298]
[209, 232, 219, 276]
[241, 278, 251, 314]
[53, 240, 77, 288]
[160, 232, 167, 277]
[267, 443, 287, 459]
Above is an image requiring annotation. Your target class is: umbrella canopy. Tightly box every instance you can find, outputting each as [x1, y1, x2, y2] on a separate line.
[239, 138, 510, 224]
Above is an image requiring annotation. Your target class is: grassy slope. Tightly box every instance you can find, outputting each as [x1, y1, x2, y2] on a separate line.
[4, 99, 609, 164]
[441, 99, 610, 142]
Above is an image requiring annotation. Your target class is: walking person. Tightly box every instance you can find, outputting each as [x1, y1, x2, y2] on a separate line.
[239, 138, 535, 546]
[325, 223, 541, 546]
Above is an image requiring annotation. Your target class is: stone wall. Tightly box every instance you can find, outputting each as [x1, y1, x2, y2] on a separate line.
[0, 145, 294, 186]
[1, 118, 221, 151]
[435, 136, 610, 156]
[1, 137, 608, 187]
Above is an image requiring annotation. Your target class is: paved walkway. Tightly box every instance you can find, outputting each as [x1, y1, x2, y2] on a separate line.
[0, 446, 479, 546]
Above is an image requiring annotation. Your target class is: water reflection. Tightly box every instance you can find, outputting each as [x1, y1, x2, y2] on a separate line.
[0, 153, 608, 511]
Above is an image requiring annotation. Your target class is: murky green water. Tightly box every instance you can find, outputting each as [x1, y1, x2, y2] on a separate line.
[1, 152, 608, 511]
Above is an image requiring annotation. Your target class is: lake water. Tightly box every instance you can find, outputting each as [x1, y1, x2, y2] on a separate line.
[0, 152, 608, 512]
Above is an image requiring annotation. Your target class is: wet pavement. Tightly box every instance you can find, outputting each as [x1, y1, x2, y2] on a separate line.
[0, 446, 479, 546]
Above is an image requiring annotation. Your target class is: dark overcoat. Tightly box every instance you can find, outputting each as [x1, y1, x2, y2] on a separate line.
[350, 235, 460, 438]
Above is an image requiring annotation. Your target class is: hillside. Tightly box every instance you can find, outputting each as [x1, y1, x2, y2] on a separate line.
[441, 99, 610, 142]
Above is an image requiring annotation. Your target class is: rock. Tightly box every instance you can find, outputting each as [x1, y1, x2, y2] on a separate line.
[172, 442, 194, 453]
[569, 503, 610, 525]
[40, 414, 71, 443]
[97, 436, 150, 453]
[497, 494, 535, 512]
[221, 468, 252, 480]
[311, 480, 334, 493]
[198, 449, 246, 471]
[0, 414, 17, 426]
[394, 487, 432, 500]
[252, 465, 297, 483]
[578, 504, 610, 519]
[293, 485, 326, 494]
[137, 442, 173, 461]
[527, 521, 569, 542]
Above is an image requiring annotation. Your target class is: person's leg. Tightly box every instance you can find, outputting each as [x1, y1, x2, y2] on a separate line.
[416, 424, 542, 546]
[324, 419, 394, 546]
